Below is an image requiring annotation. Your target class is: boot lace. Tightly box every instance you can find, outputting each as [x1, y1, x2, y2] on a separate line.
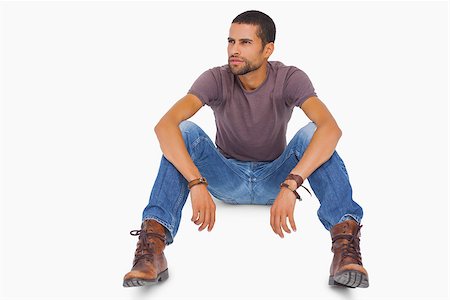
[130, 229, 166, 266]
[332, 224, 363, 265]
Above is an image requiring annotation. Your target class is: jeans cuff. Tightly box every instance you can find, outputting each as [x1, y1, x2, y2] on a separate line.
[338, 214, 362, 224]
[143, 216, 174, 245]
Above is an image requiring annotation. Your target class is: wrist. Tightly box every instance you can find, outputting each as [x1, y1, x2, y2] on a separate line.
[190, 182, 207, 191]
[284, 179, 297, 189]
[280, 182, 301, 200]
[285, 173, 304, 190]
[187, 176, 208, 189]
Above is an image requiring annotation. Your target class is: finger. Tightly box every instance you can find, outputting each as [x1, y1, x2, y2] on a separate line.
[199, 209, 210, 231]
[195, 208, 205, 225]
[274, 213, 284, 238]
[270, 212, 274, 232]
[270, 207, 276, 233]
[208, 208, 215, 231]
[191, 208, 199, 222]
[288, 213, 297, 232]
[193, 209, 201, 224]
[281, 215, 291, 234]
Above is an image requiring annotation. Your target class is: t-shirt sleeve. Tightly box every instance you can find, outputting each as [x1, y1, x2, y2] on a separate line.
[284, 68, 317, 108]
[187, 69, 221, 107]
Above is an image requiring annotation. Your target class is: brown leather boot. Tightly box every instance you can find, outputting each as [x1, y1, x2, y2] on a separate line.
[329, 219, 369, 288]
[123, 219, 169, 287]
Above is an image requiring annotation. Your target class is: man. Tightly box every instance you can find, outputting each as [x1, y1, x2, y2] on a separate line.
[123, 10, 369, 289]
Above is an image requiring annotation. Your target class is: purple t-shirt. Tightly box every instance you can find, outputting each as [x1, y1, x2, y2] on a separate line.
[188, 61, 317, 162]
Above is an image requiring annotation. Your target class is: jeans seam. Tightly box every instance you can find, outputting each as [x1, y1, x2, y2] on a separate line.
[256, 149, 296, 182]
[338, 155, 349, 178]
[173, 180, 188, 220]
[191, 136, 247, 181]
[207, 185, 242, 204]
[189, 135, 204, 162]
[316, 156, 347, 229]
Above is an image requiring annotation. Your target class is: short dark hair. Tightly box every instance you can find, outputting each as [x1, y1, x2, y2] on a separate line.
[232, 10, 276, 47]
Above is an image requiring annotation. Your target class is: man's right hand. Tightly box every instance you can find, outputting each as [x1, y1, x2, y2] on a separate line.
[190, 184, 216, 232]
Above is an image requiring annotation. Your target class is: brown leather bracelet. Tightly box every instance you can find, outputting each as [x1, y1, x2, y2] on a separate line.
[280, 182, 302, 201]
[188, 177, 208, 189]
[285, 173, 304, 190]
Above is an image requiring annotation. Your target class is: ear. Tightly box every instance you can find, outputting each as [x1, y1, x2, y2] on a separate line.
[263, 42, 275, 59]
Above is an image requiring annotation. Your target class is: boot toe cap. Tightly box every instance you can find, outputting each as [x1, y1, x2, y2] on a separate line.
[337, 263, 368, 277]
[124, 265, 158, 281]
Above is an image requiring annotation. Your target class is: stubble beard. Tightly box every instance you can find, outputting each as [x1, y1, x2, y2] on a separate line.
[228, 57, 263, 76]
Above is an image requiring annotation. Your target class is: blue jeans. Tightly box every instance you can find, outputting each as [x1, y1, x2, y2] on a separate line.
[142, 121, 363, 245]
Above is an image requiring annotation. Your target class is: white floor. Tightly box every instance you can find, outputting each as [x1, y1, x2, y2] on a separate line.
[1, 190, 449, 300]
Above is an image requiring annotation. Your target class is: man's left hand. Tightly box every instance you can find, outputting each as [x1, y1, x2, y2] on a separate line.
[270, 187, 297, 238]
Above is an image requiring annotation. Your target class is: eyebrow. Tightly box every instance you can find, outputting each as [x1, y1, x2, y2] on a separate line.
[227, 37, 254, 42]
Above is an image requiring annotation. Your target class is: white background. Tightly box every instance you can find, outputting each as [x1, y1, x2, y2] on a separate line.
[0, 1, 448, 299]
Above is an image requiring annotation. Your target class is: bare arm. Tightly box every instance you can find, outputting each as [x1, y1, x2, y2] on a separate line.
[270, 96, 342, 238]
[154, 94, 204, 182]
[289, 96, 342, 181]
[154, 93, 215, 232]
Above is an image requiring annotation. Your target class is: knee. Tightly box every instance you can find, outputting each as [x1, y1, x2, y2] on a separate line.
[293, 122, 317, 148]
[178, 121, 212, 160]
[179, 120, 205, 144]
[179, 120, 198, 131]
[179, 120, 202, 136]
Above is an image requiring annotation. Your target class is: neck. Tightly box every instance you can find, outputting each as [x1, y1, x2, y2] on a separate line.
[238, 61, 268, 91]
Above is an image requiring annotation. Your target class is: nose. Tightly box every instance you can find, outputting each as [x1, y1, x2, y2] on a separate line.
[229, 42, 240, 56]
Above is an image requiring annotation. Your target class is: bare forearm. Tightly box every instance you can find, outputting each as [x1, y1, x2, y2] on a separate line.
[290, 123, 342, 181]
[154, 121, 202, 182]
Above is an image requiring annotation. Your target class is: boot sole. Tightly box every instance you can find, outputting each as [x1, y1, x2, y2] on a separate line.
[329, 270, 369, 288]
[123, 268, 169, 287]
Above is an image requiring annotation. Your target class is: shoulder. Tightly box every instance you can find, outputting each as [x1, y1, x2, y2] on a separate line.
[268, 61, 310, 80]
[192, 64, 232, 84]
[207, 64, 232, 76]
[268, 60, 297, 71]
[195, 64, 233, 84]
